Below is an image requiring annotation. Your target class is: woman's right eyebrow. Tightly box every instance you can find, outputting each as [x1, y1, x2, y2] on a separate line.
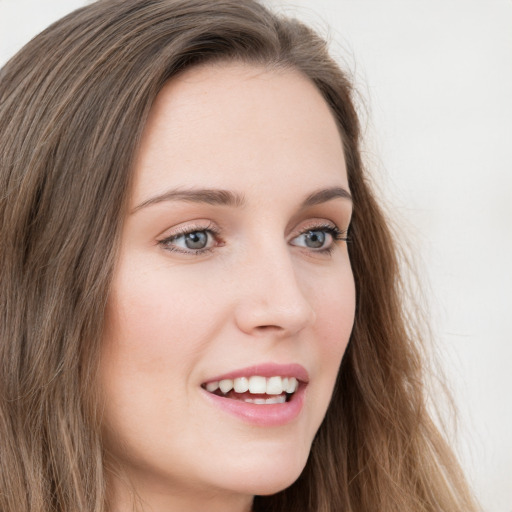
[131, 187, 246, 213]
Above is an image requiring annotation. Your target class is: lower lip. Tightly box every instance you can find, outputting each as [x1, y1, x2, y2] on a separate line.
[201, 385, 306, 427]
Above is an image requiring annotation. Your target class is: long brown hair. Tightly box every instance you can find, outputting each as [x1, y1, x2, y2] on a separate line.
[0, 1, 479, 511]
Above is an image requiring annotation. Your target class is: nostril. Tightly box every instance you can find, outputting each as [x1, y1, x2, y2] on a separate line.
[255, 324, 284, 333]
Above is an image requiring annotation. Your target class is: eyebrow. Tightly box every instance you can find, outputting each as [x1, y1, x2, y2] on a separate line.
[132, 185, 352, 213]
[300, 186, 352, 208]
[132, 188, 246, 212]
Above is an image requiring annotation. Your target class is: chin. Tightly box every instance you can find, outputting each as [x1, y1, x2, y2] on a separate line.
[219, 446, 309, 497]
[249, 473, 303, 497]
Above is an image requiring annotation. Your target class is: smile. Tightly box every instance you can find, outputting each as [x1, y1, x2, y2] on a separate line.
[200, 364, 308, 426]
[202, 376, 299, 404]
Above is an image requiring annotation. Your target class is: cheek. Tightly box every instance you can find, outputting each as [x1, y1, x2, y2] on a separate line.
[98, 266, 218, 460]
[312, 260, 355, 350]
[318, 305, 353, 387]
[306, 265, 355, 411]
[103, 261, 220, 371]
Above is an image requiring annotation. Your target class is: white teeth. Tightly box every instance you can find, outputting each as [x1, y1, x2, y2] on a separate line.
[268, 395, 287, 404]
[206, 381, 219, 392]
[219, 379, 234, 394]
[266, 376, 284, 395]
[248, 376, 267, 394]
[233, 377, 249, 393]
[244, 395, 287, 404]
[286, 377, 298, 394]
[204, 375, 300, 396]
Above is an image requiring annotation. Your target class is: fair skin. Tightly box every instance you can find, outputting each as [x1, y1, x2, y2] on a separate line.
[100, 62, 355, 512]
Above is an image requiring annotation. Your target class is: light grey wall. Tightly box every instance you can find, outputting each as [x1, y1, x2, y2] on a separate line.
[1, 1, 511, 510]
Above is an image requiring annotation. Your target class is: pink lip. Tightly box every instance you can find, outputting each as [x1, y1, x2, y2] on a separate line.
[201, 363, 308, 427]
[203, 363, 309, 384]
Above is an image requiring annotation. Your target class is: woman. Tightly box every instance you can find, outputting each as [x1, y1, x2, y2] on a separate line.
[0, 0, 479, 511]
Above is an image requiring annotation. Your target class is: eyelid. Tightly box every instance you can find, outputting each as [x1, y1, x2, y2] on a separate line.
[291, 218, 330, 232]
[289, 219, 348, 240]
[158, 220, 217, 239]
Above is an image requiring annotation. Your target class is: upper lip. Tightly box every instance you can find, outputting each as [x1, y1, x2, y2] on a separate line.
[202, 363, 309, 384]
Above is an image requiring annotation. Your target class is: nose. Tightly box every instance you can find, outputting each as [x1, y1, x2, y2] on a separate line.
[233, 243, 316, 338]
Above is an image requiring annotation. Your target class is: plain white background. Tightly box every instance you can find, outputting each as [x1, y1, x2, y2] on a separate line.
[1, 1, 511, 510]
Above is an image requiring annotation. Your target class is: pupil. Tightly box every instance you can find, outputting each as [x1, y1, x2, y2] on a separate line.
[306, 230, 325, 248]
[185, 231, 208, 249]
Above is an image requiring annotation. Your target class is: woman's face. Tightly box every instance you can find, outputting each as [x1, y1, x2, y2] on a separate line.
[100, 63, 355, 510]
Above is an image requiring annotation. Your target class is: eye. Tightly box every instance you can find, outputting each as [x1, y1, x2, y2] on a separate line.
[290, 224, 347, 252]
[158, 225, 219, 255]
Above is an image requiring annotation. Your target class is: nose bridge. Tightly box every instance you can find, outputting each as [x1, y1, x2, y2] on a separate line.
[233, 235, 316, 336]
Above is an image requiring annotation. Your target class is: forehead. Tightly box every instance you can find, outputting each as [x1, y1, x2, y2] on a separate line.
[132, 62, 348, 204]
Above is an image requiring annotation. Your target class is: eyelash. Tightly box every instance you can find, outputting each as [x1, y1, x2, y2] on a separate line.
[301, 223, 349, 255]
[157, 222, 350, 256]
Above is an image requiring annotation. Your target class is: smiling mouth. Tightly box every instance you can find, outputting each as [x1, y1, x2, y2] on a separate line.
[201, 375, 299, 404]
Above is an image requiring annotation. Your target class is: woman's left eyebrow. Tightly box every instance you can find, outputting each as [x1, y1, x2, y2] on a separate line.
[300, 186, 352, 207]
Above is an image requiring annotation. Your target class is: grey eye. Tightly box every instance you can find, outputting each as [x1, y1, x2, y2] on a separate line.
[304, 230, 326, 248]
[291, 229, 333, 250]
[183, 231, 209, 249]
[162, 229, 215, 253]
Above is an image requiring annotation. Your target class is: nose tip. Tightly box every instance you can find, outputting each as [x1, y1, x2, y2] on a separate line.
[233, 262, 317, 338]
[237, 299, 316, 336]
